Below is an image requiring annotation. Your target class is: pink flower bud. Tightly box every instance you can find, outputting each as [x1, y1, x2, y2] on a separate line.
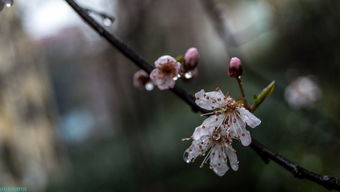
[184, 47, 200, 71]
[133, 70, 150, 88]
[228, 57, 242, 78]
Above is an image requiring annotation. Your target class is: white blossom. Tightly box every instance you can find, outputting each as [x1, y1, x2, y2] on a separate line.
[184, 130, 239, 176]
[183, 89, 261, 176]
[194, 89, 261, 146]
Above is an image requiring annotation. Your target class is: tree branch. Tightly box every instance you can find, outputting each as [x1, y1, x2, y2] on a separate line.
[65, 0, 340, 190]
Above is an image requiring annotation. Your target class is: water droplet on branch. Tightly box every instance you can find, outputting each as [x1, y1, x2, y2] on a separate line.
[184, 71, 193, 79]
[0, 0, 13, 12]
[4, 0, 13, 7]
[103, 17, 113, 26]
[172, 74, 181, 81]
[145, 82, 154, 91]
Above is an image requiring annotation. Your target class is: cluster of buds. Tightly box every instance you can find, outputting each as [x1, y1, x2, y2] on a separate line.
[132, 47, 200, 91]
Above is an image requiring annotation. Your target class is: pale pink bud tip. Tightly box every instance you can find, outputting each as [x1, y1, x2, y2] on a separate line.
[133, 70, 150, 88]
[228, 57, 243, 78]
[184, 47, 200, 71]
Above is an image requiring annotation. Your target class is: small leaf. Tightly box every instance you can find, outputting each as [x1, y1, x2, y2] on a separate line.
[176, 56, 185, 63]
[252, 81, 275, 111]
[235, 97, 245, 104]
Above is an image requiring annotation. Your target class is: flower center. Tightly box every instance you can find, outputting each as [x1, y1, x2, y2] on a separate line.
[211, 131, 231, 145]
[212, 133, 221, 141]
[159, 62, 176, 77]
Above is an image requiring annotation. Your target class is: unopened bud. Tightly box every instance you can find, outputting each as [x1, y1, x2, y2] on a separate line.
[184, 47, 200, 71]
[228, 57, 242, 78]
[133, 70, 150, 88]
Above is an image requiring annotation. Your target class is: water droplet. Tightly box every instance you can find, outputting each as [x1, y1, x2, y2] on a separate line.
[183, 152, 191, 163]
[172, 74, 181, 81]
[184, 71, 193, 79]
[103, 17, 112, 26]
[144, 82, 154, 91]
[212, 133, 221, 141]
[4, 0, 13, 7]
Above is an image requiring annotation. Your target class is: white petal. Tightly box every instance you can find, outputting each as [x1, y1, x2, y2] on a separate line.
[228, 115, 252, 146]
[228, 114, 245, 138]
[183, 136, 211, 163]
[195, 89, 226, 110]
[239, 130, 251, 146]
[209, 145, 229, 176]
[225, 144, 239, 171]
[238, 107, 261, 128]
[192, 115, 224, 140]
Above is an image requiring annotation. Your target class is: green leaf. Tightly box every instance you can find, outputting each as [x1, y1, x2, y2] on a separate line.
[252, 81, 275, 111]
[176, 56, 185, 63]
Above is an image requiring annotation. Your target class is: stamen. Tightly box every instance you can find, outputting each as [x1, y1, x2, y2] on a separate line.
[181, 136, 192, 141]
[200, 110, 223, 117]
[200, 149, 213, 168]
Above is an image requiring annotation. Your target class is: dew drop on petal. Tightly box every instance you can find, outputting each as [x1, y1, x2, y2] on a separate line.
[144, 82, 154, 91]
[103, 17, 113, 26]
[183, 151, 191, 163]
[184, 71, 193, 79]
[4, 0, 13, 7]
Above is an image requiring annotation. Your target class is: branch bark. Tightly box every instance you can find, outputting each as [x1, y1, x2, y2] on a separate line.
[65, 0, 340, 190]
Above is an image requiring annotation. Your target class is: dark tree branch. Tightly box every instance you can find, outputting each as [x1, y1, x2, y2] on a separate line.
[65, 0, 340, 190]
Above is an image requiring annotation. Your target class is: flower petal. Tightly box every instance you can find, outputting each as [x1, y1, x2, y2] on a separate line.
[228, 114, 252, 146]
[195, 89, 226, 110]
[239, 130, 251, 146]
[183, 136, 211, 163]
[150, 68, 176, 90]
[192, 115, 224, 140]
[154, 55, 178, 68]
[238, 107, 261, 128]
[225, 144, 239, 171]
[209, 145, 229, 176]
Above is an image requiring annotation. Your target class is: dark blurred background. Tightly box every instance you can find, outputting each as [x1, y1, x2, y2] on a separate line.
[0, 0, 339, 191]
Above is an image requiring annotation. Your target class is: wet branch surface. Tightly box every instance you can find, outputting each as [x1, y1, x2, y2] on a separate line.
[65, 0, 340, 190]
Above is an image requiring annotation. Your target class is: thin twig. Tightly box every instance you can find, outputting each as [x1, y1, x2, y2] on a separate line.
[64, 0, 340, 190]
[236, 77, 249, 108]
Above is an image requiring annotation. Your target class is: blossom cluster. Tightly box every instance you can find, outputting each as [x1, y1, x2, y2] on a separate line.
[183, 88, 261, 176]
[133, 52, 261, 176]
